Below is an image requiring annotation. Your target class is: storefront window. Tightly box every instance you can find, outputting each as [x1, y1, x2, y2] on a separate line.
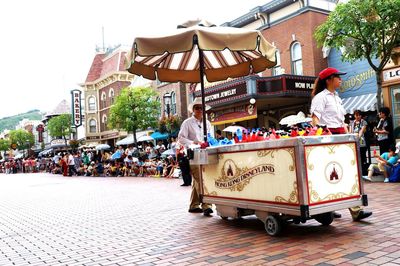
[391, 86, 400, 139]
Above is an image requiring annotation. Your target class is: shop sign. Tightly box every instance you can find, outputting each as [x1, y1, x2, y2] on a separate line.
[383, 67, 400, 82]
[285, 77, 314, 90]
[258, 75, 315, 93]
[87, 136, 100, 140]
[204, 83, 247, 104]
[102, 132, 119, 139]
[71, 89, 82, 127]
[340, 68, 375, 92]
[209, 103, 257, 125]
[36, 124, 44, 143]
[51, 139, 67, 147]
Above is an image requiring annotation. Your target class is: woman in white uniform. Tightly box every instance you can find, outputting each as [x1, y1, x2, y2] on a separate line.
[310, 67, 372, 222]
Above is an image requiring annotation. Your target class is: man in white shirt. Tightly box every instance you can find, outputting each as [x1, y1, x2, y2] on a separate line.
[67, 152, 77, 176]
[178, 98, 213, 216]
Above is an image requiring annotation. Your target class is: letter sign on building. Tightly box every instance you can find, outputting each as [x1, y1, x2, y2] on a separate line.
[383, 67, 400, 82]
[71, 89, 82, 127]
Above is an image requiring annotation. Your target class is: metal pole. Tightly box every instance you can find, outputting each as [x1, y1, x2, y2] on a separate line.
[198, 47, 207, 143]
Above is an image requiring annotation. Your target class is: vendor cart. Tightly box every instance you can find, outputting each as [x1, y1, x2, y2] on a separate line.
[191, 134, 368, 236]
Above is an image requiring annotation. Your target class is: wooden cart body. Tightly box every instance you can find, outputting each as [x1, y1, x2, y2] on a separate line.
[191, 134, 368, 235]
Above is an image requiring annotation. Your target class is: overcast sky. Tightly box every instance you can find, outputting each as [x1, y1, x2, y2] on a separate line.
[0, 0, 268, 119]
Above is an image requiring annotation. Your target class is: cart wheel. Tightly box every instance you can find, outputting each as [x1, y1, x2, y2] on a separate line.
[314, 212, 334, 226]
[220, 216, 228, 220]
[264, 215, 282, 236]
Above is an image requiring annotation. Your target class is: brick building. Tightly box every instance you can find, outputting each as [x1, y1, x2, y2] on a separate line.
[192, 0, 337, 130]
[80, 46, 135, 147]
[157, 81, 189, 120]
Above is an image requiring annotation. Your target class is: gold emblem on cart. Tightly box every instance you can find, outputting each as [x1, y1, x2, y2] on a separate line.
[324, 161, 343, 184]
[215, 159, 275, 191]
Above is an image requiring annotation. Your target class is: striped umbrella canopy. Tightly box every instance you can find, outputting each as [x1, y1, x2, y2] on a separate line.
[126, 20, 276, 141]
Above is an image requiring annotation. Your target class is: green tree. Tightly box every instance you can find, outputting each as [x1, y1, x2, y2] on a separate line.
[108, 87, 160, 145]
[47, 114, 72, 145]
[9, 129, 34, 151]
[0, 138, 10, 152]
[314, 0, 400, 109]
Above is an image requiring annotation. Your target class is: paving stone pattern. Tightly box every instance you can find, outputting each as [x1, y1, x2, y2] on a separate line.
[0, 173, 399, 265]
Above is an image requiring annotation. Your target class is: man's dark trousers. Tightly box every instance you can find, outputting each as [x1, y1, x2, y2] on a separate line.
[179, 156, 192, 185]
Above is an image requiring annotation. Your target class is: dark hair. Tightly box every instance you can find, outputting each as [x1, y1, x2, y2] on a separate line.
[389, 145, 396, 152]
[353, 109, 362, 116]
[379, 107, 390, 117]
[216, 129, 222, 135]
[311, 77, 327, 98]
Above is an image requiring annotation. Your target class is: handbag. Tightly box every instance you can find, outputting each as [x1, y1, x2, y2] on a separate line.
[359, 136, 366, 147]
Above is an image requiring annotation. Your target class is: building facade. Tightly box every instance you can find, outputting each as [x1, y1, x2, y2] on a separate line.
[189, 0, 337, 130]
[327, 48, 379, 115]
[80, 46, 135, 147]
[158, 81, 189, 120]
[382, 48, 400, 140]
[41, 99, 72, 151]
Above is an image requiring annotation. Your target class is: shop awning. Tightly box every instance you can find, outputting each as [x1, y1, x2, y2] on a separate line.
[116, 134, 135, 146]
[342, 93, 377, 114]
[116, 131, 153, 146]
[150, 131, 169, 140]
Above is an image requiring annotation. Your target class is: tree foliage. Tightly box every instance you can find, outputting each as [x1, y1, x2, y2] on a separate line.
[47, 114, 72, 143]
[158, 115, 182, 134]
[0, 110, 42, 132]
[8, 129, 34, 150]
[108, 87, 160, 145]
[314, 0, 400, 109]
[0, 138, 11, 152]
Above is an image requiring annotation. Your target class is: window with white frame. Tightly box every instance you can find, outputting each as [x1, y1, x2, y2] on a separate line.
[101, 92, 106, 109]
[89, 119, 97, 133]
[88, 96, 96, 111]
[109, 88, 115, 105]
[291, 42, 303, 75]
[272, 49, 282, 76]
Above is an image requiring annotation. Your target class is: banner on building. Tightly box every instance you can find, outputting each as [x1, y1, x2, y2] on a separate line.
[36, 124, 44, 143]
[71, 89, 82, 127]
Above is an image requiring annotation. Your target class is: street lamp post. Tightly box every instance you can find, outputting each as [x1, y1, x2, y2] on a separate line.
[163, 93, 172, 145]
[163, 92, 171, 117]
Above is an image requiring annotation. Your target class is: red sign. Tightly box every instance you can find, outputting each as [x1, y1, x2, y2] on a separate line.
[36, 124, 44, 143]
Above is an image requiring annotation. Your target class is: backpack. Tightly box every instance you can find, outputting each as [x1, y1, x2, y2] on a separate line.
[389, 164, 400, 182]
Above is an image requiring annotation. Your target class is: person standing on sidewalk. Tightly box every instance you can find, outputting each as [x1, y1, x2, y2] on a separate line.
[310, 67, 372, 222]
[178, 98, 213, 216]
[349, 110, 368, 175]
[374, 107, 394, 154]
[67, 152, 77, 176]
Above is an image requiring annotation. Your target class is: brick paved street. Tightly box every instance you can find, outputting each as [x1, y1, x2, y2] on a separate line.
[0, 173, 399, 266]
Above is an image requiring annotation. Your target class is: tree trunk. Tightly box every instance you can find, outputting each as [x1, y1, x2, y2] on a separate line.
[375, 70, 383, 111]
[133, 129, 137, 147]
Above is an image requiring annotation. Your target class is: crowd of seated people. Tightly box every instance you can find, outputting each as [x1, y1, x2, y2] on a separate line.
[0, 141, 181, 180]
